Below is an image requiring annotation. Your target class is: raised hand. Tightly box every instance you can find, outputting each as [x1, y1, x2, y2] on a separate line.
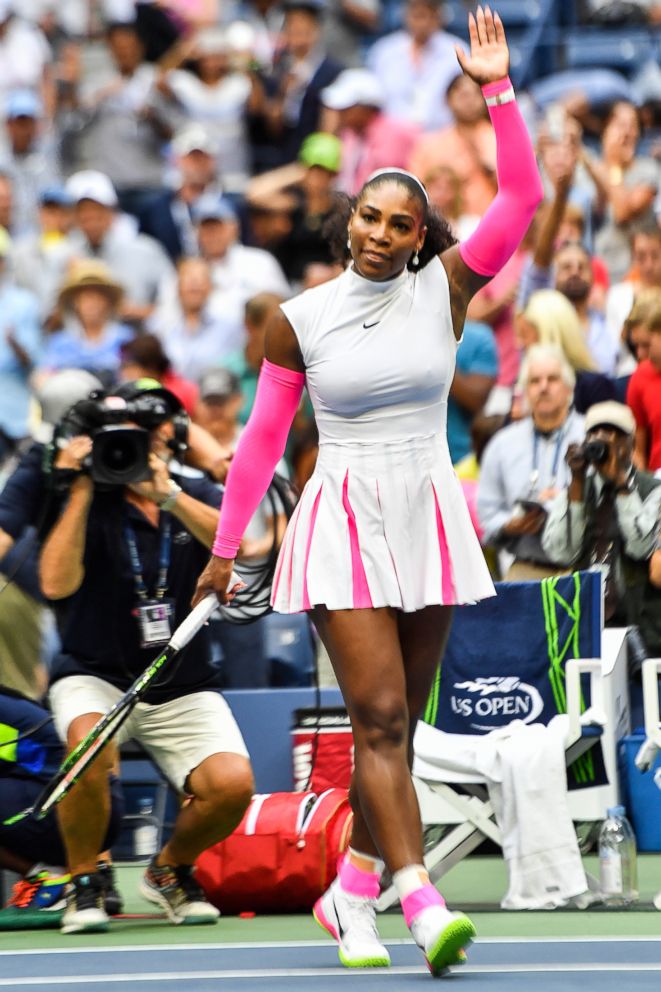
[455, 5, 510, 87]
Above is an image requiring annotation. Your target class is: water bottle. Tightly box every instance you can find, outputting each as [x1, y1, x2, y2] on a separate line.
[134, 796, 159, 859]
[598, 805, 638, 906]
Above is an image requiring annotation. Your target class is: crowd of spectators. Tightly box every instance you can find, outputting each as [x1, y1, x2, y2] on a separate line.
[0, 0, 659, 700]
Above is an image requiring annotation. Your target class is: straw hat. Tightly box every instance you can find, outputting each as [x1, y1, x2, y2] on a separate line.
[58, 260, 124, 311]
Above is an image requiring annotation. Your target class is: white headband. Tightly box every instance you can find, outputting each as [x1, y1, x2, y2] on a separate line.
[364, 167, 429, 204]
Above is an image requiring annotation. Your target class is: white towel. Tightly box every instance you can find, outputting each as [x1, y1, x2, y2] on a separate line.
[413, 717, 590, 909]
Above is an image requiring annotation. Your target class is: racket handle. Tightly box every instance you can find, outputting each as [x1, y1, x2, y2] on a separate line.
[169, 573, 242, 651]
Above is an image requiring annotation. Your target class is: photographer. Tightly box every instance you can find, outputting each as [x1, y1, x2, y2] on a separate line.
[477, 345, 585, 580]
[542, 402, 661, 649]
[39, 378, 254, 936]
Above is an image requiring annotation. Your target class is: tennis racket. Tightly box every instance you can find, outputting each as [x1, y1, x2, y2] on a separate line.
[3, 587, 230, 826]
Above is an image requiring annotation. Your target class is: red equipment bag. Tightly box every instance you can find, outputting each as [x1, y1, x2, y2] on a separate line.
[195, 788, 353, 914]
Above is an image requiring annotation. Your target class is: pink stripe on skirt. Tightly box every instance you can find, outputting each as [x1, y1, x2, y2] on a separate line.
[432, 482, 456, 604]
[301, 486, 323, 610]
[342, 471, 373, 609]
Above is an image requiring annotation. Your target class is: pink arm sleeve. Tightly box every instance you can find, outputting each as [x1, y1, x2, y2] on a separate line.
[458, 78, 544, 277]
[212, 358, 305, 558]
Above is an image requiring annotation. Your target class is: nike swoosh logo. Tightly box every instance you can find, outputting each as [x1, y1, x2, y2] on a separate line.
[363, 320, 380, 329]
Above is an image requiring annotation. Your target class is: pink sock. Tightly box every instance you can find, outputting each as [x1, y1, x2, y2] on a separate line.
[338, 855, 381, 900]
[401, 885, 446, 928]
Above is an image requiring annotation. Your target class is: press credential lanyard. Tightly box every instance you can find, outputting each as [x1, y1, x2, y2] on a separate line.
[530, 425, 566, 493]
[124, 514, 171, 602]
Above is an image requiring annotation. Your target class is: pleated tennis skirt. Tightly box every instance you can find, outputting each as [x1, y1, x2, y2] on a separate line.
[271, 436, 496, 614]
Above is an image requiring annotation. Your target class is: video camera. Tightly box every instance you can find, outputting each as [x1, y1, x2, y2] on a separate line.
[52, 390, 176, 487]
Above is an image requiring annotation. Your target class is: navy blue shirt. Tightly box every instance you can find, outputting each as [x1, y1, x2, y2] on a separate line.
[49, 472, 223, 703]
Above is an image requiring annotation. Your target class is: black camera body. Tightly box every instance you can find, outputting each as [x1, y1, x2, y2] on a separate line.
[582, 438, 610, 466]
[54, 391, 174, 486]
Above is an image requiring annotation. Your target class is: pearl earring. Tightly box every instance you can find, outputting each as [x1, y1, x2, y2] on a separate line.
[412, 251, 420, 267]
[346, 234, 351, 250]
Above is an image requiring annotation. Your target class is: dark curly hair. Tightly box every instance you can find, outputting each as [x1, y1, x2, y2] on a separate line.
[323, 171, 457, 271]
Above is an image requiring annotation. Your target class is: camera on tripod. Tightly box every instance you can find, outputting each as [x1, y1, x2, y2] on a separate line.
[54, 391, 173, 486]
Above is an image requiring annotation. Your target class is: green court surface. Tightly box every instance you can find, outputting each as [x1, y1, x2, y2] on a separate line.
[3, 855, 660, 951]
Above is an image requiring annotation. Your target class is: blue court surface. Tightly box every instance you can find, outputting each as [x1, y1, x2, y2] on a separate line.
[2, 937, 661, 991]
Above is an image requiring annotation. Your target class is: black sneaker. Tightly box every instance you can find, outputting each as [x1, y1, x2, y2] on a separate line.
[139, 859, 220, 925]
[97, 862, 123, 916]
[61, 872, 109, 935]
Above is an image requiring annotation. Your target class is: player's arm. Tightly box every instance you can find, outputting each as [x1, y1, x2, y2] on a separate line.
[192, 313, 305, 606]
[441, 7, 543, 339]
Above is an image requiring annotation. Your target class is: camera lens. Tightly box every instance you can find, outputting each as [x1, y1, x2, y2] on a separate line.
[583, 439, 609, 465]
[91, 426, 151, 485]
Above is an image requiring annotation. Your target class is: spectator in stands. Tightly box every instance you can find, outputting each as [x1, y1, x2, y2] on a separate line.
[65, 169, 175, 325]
[188, 191, 290, 326]
[0, 89, 60, 238]
[59, 20, 176, 215]
[0, 171, 12, 232]
[627, 297, 661, 472]
[0, 226, 42, 463]
[119, 333, 199, 417]
[38, 378, 254, 933]
[0, 686, 124, 919]
[156, 26, 260, 194]
[542, 401, 661, 653]
[621, 289, 661, 370]
[366, 0, 464, 131]
[11, 185, 77, 322]
[517, 146, 617, 375]
[321, 0, 380, 68]
[40, 260, 134, 387]
[320, 68, 419, 194]
[536, 103, 596, 248]
[477, 344, 585, 580]
[245, 131, 341, 284]
[580, 0, 661, 25]
[148, 256, 243, 380]
[0, 3, 54, 114]
[408, 74, 496, 219]
[447, 320, 497, 465]
[221, 291, 285, 424]
[261, 0, 343, 167]
[516, 289, 616, 414]
[423, 164, 479, 241]
[585, 101, 659, 283]
[138, 123, 222, 262]
[553, 241, 617, 374]
[605, 223, 661, 377]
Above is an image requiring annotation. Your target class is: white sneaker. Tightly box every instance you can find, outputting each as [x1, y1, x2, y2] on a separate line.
[61, 873, 109, 935]
[410, 904, 475, 976]
[140, 861, 220, 925]
[314, 878, 391, 968]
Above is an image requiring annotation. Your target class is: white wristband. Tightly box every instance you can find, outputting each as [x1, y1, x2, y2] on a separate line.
[158, 479, 182, 511]
[484, 87, 516, 107]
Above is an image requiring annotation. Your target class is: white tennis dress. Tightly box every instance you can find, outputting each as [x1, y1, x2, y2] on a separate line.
[271, 256, 496, 613]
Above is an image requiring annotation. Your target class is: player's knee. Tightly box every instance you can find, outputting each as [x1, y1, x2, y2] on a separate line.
[353, 696, 408, 752]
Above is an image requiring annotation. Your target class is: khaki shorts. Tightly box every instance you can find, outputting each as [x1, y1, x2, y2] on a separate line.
[49, 676, 249, 792]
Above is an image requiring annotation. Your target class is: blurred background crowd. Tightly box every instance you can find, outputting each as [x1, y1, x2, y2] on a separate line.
[0, 0, 659, 695]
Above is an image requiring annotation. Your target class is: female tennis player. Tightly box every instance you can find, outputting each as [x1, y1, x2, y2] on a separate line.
[194, 6, 543, 976]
